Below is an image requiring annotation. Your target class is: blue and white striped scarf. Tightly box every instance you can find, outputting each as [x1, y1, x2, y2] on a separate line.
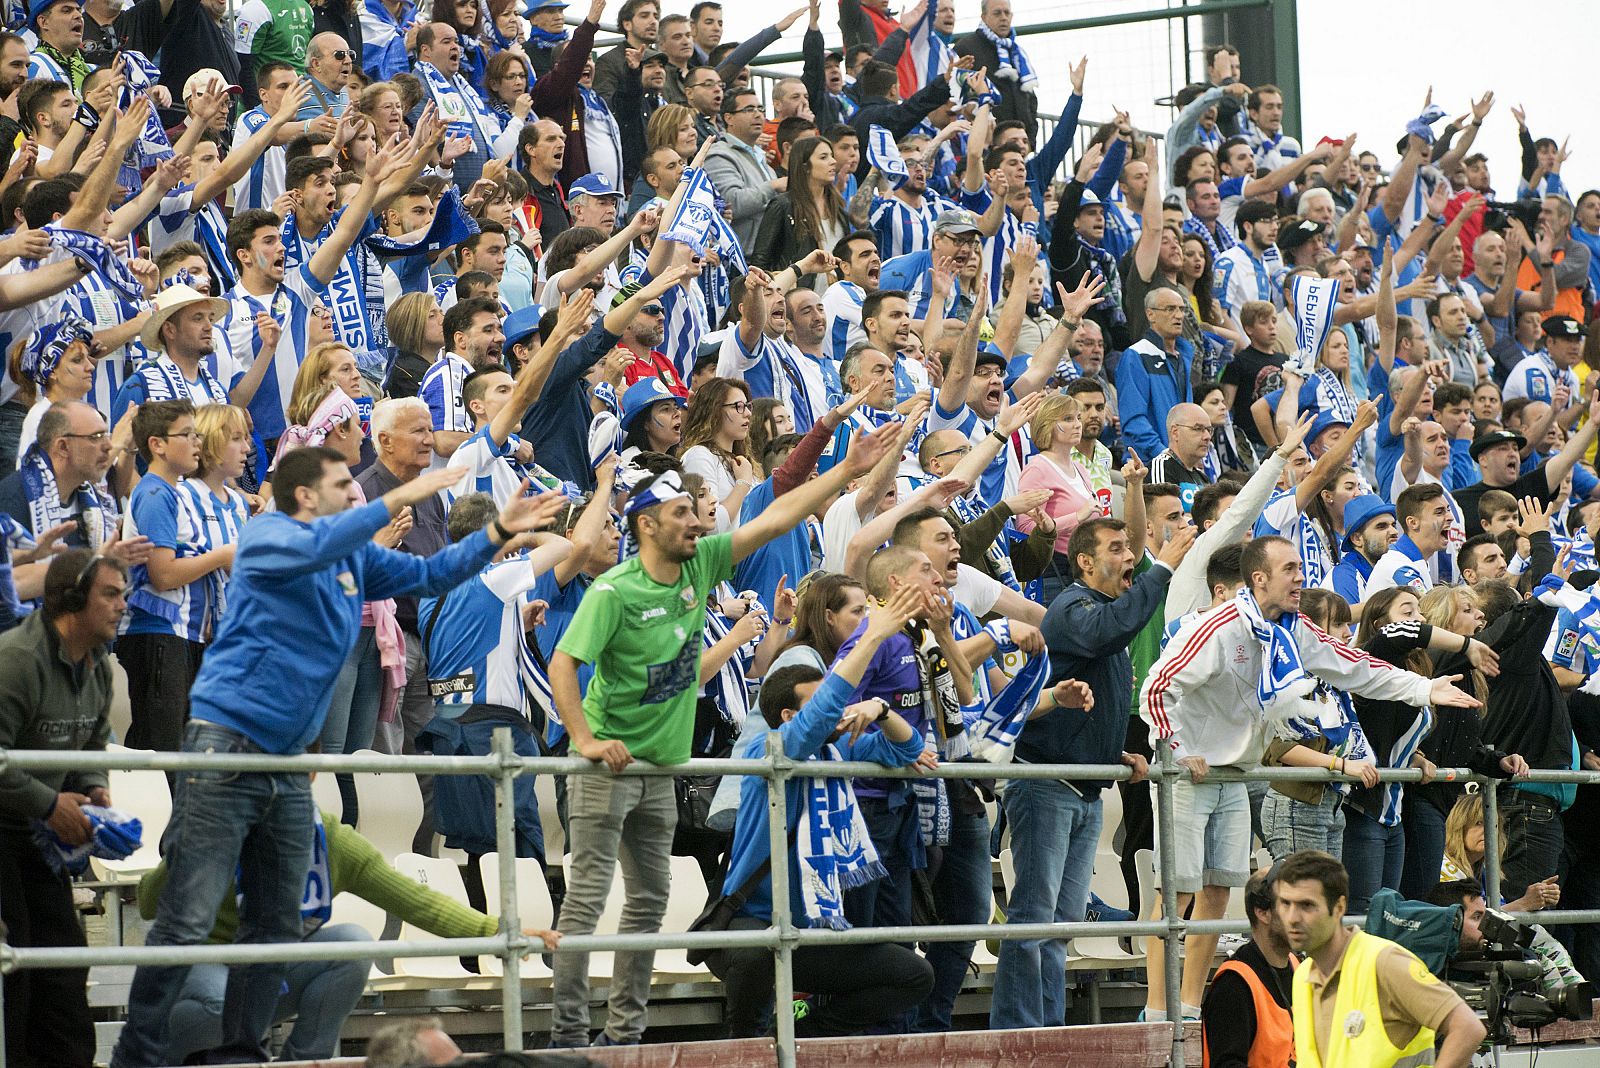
[976, 24, 1037, 92]
[867, 124, 909, 190]
[26, 227, 146, 305]
[798, 743, 884, 929]
[118, 51, 174, 172]
[965, 649, 1050, 763]
[1234, 587, 1317, 718]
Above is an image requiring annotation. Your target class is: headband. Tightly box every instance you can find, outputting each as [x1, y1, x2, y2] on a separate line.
[20, 312, 95, 390]
[624, 469, 691, 518]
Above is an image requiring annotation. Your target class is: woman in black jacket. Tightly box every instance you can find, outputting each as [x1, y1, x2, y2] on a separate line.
[1343, 588, 1500, 914]
[751, 136, 850, 291]
[1405, 583, 1530, 899]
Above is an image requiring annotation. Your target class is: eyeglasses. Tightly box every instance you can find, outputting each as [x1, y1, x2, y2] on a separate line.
[1359, 163, 1382, 173]
[327, 49, 356, 61]
[687, 80, 721, 90]
[311, 305, 332, 319]
[723, 401, 751, 414]
[61, 430, 109, 443]
[1150, 304, 1187, 314]
[1174, 423, 1211, 434]
[939, 234, 980, 248]
[163, 430, 202, 441]
[641, 303, 664, 316]
[933, 445, 971, 460]
[731, 104, 764, 116]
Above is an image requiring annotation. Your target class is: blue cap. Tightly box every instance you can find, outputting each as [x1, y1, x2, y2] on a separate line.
[1340, 494, 1395, 554]
[1309, 410, 1350, 445]
[621, 379, 686, 431]
[1075, 188, 1103, 213]
[503, 304, 544, 349]
[29, 0, 79, 22]
[527, 0, 568, 8]
[569, 173, 625, 200]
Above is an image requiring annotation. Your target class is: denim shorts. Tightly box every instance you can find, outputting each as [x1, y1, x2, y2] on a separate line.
[1151, 779, 1251, 893]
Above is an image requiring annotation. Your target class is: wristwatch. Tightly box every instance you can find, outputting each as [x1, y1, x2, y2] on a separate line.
[873, 697, 892, 721]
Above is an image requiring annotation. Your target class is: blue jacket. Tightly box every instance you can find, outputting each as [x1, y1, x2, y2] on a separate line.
[1115, 333, 1194, 461]
[517, 319, 621, 491]
[1022, 566, 1171, 794]
[723, 673, 924, 924]
[187, 499, 498, 754]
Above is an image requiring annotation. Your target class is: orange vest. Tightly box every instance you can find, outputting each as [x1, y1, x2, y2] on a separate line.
[1517, 248, 1588, 322]
[1202, 955, 1298, 1068]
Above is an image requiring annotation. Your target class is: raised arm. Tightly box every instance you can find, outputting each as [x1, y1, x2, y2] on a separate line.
[1542, 389, 1600, 496]
[1295, 399, 1378, 512]
[1242, 141, 1332, 199]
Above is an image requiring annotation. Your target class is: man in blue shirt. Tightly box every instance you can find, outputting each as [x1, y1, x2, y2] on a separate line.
[113, 447, 563, 1068]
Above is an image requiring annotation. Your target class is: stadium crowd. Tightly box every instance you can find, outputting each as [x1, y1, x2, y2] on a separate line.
[0, 0, 1598, 1062]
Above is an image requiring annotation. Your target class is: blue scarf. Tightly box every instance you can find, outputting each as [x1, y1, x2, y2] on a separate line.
[417, 59, 496, 147]
[528, 26, 568, 46]
[867, 124, 910, 189]
[1234, 588, 1317, 717]
[32, 805, 142, 876]
[1076, 235, 1126, 326]
[797, 743, 884, 929]
[19, 444, 117, 551]
[965, 649, 1050, 763]
[118, 51, 174, 171]
[27, 227, 147, 305]
[19, 312, 94, 391]
[977, 23, 1037, 93]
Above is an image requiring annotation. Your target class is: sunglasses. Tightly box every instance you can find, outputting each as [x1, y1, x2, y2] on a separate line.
[641, 303, 663, 316]
[327, 49, 356, 61]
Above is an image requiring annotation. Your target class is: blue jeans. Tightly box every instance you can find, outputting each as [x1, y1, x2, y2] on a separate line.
[164, 923, 370, 1063]
[1400, 799, 1448, 900]
[111, 722, 314, 1068]
[320, 627, 383, 825]
[1342, 806, 1403, 914]
[1260, 789, 1345, 862]
[990, 780, 1102, 1030]
[912, 801, 992, 1032]
[844, 793, 921, 933]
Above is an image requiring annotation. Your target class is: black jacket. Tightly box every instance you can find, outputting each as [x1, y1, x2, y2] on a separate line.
[850, 77, 960, 178]
[952, 30, 1038, 144]
[750, 194, 845, 285]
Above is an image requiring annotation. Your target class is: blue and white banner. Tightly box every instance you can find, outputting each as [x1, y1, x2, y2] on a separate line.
[119, 51, 175, 171]
[663, 167, 748, 275]
[1290, 273, 1341, 369]
[867, 124, 909, 189]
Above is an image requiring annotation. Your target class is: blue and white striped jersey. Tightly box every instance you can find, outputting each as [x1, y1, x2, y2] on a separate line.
[446, 425, 524, 507]
[419, 555, 551, 717]
[869, 191, 950, 260]
[218, 265, 329, 442]
[152, 185, 233, 288]
[656, 269, 709, 384]
[957, 185, 1028, 305]
[282, 208, 381, 368]
[822, 280, 867, 366]
[122, 475, 230, 643]
[419, 352, 474, 438]
[229, 107, 285, 214]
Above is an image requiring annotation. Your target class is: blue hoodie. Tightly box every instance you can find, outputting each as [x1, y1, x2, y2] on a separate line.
[721, 672, 924, 925]
[187, 498, 499, 754]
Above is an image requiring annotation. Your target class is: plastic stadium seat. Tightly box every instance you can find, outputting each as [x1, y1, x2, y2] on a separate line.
[477, 852, 555, 979]
[350, 753, 424, 862]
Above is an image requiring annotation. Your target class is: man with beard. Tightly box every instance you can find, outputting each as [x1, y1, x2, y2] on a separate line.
[1330, 494, 1398, 609]
[421, 296, 506, 463]
[613, 283, 682, 397]
[113, 285, 232, 425]
[18, 79, 80, 170]
[822, 230, 880, 364]
[1200, 865, 1298, 1068]
[867, 133, 953, 259]
[861, 288, 927, 402]
[550, 422, 900, 1049]
[716, 265, 824, 429]
[0, 33, 31, 169]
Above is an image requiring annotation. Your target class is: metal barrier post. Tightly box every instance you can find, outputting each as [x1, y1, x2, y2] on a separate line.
[1483, 781, 1502, 908]
[0, 878, 8, 1068]
[493, 727, 525, 1050]
[765, 733, 798, 1068]
[1156, 739, 1185, 1068]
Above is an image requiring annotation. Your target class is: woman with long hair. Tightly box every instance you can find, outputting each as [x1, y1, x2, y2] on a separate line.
[679, 377, 756, 530]
[338, 112, 378, 178]
[747, 399, 794, 471]
[288, 343, 366, 428]
[1342, 587, 1498, 913]
[1259, 588, 1379, 862]
[1014, 394, 1099, 604]
[773, 572, 869, 673]
[647, 103, 700, 162]
[1401, 584, 1528, 898]
[384, 292, 446, 399]
[751, 136, 850, 291]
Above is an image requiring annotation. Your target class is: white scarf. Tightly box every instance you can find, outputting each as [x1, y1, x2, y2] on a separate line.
[977, 23, 1038, 93]
[797, 744, 884, 929]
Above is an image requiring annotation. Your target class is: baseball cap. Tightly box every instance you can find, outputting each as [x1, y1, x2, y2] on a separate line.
[1469, 428, 1527, 461]
[569, 173, 625, 200]
[503, 304, 545, 349]
[974, 342, 1008, 371]
[1308, 410, 1350, 445]
[1543, 314, 1585, 340]
[1076, 189, 1103, 214]
[1276, 218, 1326, 253]
[28, 0, 78, 25]
[620, 378, 687, 431]
[932, 209, 981, 236]
[182, 68, 242, 99]
[640, 48, 668, 65]
[1340, 494, 1395, 554]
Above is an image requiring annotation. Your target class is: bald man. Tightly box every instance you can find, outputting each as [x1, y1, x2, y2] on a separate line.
[302, 33, 355, 120]
[1150, 402, 1215, 511]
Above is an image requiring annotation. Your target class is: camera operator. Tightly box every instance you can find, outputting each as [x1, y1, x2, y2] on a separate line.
[1278, 850, 1486, 1068]
[1429, 879, 1587, 998]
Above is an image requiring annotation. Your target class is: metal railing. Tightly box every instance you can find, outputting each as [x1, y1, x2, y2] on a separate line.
[4, 735, 1600, 1067]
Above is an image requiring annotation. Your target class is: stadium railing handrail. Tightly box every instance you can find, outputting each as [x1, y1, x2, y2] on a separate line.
[2, 735, 1596, 1068]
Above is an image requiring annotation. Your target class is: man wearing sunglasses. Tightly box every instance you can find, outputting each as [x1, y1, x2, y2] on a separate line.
[299, 32, 355, 121]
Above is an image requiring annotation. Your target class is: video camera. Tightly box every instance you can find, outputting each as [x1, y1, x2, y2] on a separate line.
[1450, 909, 1593, 1041]
[1483, 198, 1544, 236]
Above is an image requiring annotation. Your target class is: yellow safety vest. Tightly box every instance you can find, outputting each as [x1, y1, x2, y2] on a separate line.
[1291, 930, 1438, 1068]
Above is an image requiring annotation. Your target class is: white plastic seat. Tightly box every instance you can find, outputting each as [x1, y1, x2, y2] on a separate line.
[477, 852, 555, 979]
[326, 891, 394, 980]
[652, 856, 713, 977]
[350, 753, 423, 862]
[535, 773, 565, 861]
[310, 772, 345, 825]
[89, 748, 172, 945]
[389, 852, 477, 979]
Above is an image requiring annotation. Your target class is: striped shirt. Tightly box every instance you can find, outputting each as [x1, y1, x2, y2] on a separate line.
[822, 280, 867, 365]
[218, 264, 329, 441]
[446, 425, 524, 507]
[152, 185, 232, 288]
[869, 191, 949, 260]
[958, 186, 1028, 305]
[229, 107, 285, 213]
[419, 352, 474, 436]
[419, 555, 551, 716]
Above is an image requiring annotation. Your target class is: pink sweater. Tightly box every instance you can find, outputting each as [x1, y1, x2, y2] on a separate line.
[1014, 452, 1100, 556]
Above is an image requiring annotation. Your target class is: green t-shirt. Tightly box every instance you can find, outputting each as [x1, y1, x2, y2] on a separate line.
[556, 532, 735, 766]
[1128, 552, 1167, 718]
[235, 0, 315, 72]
